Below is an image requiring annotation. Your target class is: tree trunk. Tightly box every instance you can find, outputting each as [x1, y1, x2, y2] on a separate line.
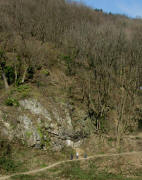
[2, 71, 9, 89]
[21, 66, 28, 83]
[116, 93, 127, 148]
[14, 65, 18, 84]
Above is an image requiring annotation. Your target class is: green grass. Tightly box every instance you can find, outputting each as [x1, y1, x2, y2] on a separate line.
[1, 143, 141, 180]
[48, 161, 142, 180]
[11, 175, 36, 180]
[0, 155, 23, 173]
[10, 160, 142, 180]
[10, 172, 142, 180]
[5, 97, 19, 107]
[55, 161, 131, 180]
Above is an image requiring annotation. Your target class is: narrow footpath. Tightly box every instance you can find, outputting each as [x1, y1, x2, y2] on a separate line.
[0, 151, 141, 180]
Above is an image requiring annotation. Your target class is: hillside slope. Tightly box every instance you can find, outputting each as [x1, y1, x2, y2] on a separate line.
[0, 0, 142, 176]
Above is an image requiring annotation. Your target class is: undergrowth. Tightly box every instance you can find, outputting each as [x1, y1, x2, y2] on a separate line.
[11, 161, 142, 180]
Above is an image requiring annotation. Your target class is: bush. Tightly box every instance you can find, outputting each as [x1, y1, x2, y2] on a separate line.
[27, 66, 35, 79]
[15, 84, 30, 93]
[0, 156, 18, 172]
[37, 127, 50, 149]
[62, 55, 75, 76]
[15, 84, 30, 98]
[41, 69, 50, 76]
[5, 97, 19, 106]
[4, 66, 15, 85]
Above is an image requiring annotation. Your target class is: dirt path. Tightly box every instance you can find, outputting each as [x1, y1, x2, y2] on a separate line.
[0, 151, 142, 180]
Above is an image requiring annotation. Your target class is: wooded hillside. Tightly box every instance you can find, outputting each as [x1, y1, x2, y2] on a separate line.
[0, 0, 142, 143]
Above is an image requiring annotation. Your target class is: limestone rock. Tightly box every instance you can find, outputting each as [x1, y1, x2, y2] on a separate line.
[0, 98, 79, 150]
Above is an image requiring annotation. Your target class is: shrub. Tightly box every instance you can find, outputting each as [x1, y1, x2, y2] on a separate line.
[5, 97, 19, 106]
[0, 156, 17, 172]
[15, 84, 30, 98]
[62, 55, 75, 76]
[37, 127, 50, 149]
[4, 66, 15, 85]
[27, 66, 35, 79]
[41, 69, 50, 76]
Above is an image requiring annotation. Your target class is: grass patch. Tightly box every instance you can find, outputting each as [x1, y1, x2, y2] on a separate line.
[38, 160, 142, 180]
[6, 152, 142, 180]
[135, 136, 141, 140]
[5, 97, 19, 107]
[108, 137, 117, 142]
[13, 84, 31, 99]
[0, 156, 22, 173]
[41, 69, 50, 76]
[11, 174, 36, 180]
[3, 84, 31, 106]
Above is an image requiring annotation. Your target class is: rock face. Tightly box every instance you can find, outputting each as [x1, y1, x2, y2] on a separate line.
[19, 99, 52, 121]
[16, 115, 41, 147]
[0, 98, 77, 150]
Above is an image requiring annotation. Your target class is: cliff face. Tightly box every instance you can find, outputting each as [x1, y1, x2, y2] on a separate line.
[0, 98, 85, 150]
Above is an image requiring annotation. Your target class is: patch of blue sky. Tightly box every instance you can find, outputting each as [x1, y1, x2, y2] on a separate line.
[70, 0, 142, 18]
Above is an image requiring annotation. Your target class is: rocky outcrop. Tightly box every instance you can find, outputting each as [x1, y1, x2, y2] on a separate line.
[19, 99, 52, 121]
[0, 98, 79, 150]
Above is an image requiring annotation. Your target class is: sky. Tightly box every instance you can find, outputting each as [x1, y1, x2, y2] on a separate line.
[71, 0, 142, 18]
